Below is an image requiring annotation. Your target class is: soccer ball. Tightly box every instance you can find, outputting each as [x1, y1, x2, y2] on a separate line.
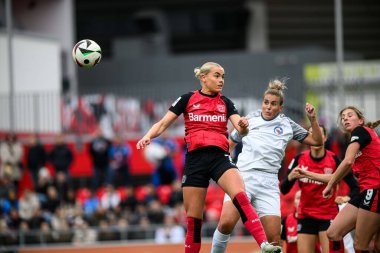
[72, 39, 102, 68]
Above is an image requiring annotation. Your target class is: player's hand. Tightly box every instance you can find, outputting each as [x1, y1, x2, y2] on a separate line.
[305, 102, 316, 119]
[136, 136, 151, 149]
[296, 167, 309, 178]
[238, 117, 249, 128]
[288, 166, 302, 181]
[322, 184, 333, 199]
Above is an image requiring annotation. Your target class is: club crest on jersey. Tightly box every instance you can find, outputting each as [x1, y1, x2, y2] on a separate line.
[324, 167, 333, 174]
[217, 104, 226, 113]
[274, 125, 284, 135]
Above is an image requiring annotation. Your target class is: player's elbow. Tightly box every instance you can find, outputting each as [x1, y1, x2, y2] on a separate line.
[344, 158, 354, 167]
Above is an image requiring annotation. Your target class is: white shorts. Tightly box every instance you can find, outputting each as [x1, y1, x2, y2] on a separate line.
[224, 169, 281, 218]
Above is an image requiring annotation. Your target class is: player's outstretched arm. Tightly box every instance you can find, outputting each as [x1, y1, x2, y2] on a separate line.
[136, 111, 178, 149]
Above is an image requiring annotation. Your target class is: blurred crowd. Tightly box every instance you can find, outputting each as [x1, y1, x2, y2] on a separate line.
[0, 127, 350, 247]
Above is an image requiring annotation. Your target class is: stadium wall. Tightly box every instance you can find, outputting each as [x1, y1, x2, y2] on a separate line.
[0, 32, 61, 132]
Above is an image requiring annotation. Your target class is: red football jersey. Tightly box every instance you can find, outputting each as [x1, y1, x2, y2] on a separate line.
[350, 126, 380, 191]
[297, 150, 339, 219]
[170, 90, 238, 152]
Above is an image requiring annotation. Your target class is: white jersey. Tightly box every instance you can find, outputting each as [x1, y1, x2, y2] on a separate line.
[230, 109, 308, 174]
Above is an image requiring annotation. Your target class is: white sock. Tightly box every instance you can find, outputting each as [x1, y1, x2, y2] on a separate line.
[211, 229, 231, 253]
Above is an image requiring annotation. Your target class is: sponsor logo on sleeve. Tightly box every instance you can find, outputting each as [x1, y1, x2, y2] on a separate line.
[172, 97, 181, 107]
[350, 136, 359, 142]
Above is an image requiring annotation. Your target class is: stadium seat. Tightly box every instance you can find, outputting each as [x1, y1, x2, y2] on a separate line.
[76, 188, 91, 205]
[134, 185, 147, 202]
[117, 187, 128, 201]
[96, 187, 107, 199]
[156, 185, 172, 205]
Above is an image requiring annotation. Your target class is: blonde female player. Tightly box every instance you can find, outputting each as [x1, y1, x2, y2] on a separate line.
[137, 62, 281, 253]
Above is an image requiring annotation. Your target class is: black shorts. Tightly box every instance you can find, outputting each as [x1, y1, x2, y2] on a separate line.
[182, 146, 238, 188]
[297, 218, 331, 235]
[348, 188, 380, 214]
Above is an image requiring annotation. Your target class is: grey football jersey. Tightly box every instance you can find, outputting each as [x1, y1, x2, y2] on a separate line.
[230, 110, 308, 173]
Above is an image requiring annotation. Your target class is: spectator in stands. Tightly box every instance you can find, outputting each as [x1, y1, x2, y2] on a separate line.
[147, 199, 165, 224]
[48, 134, 73, 183]
[0, 176, 16, 201]
[42, 185, 60, 214]
[53, 171, 69, 203]
[100, 184, 121, 211]
[35, 167, 53, 204]
[72, 217, 97, 244]
[168, 180, 183, 207]
[98, 219, 118, 241]
[0, 189, 19, 215]
[39, 221, 54, 243]
[155, 213, 185, 244]
[107, 135, 131, 187]
[120, 185, 138, 212]
[0, 217, 18, 246]
[89, 129, 111, 190]
[6, 208, 21, 230]
[83, 190, 100, 219]
[128, 203, 148, 226]
[137, 62, 281, 253]
[129, 216, 154, 240]
[50, 207, 73, 243]
[150, 133, 178, 188]
[211, 79, 323, 253]
[26, 134, 47, 187]
[140, 184, 158, 205]
[281, 125, 359, 253]
[0, 133, 23, 184]
[19, 220, 39, 244]
[18, 188, 40, 223]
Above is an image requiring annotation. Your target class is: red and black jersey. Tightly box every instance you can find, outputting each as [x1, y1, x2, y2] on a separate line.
[349, 126, 380, 191]
[281, 213, 321, 253]
[281, 150, 354, 219]
[169, 90, 238, 152]
[281, 213, 298, 253]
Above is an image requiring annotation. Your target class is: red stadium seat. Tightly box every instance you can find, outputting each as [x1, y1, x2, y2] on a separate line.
[117, 187, 128, 201]
[156, 185, 173, 205]
[96, 187, 106, 199]
[134, 185, 147, 202]
[76, 188, 91, 205]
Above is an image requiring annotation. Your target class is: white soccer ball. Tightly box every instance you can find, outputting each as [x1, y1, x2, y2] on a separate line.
[72, 39, 102, 68]
[144, 142, 167, 164]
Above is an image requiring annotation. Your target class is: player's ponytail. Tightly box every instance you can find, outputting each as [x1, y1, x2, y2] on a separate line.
[365, 120, 380, 129]
[263, 78, 288, 105]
